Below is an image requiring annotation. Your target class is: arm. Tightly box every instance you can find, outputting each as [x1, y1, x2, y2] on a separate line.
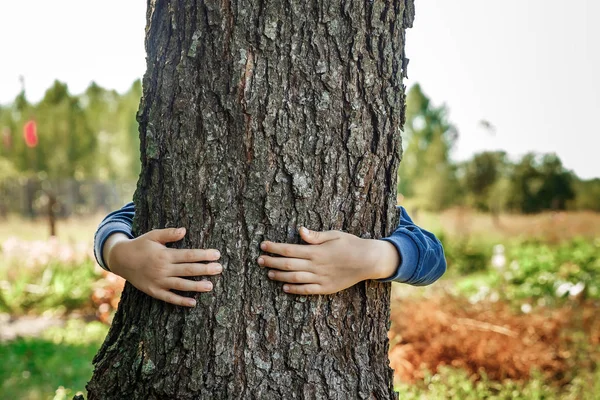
[257, 206, 446, 294]
[94, 202, 136, 271]
[377, 206, 447, 286]
[93, 202, 222, 307]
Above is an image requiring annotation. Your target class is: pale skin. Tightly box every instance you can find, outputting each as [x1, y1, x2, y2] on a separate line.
[103, 226, 399, 307]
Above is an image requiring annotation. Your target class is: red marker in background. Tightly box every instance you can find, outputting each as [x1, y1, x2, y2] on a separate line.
[23, 120, 38, 148]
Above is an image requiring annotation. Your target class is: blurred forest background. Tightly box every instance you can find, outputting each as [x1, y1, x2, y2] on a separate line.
[1, 80, 599, 217]
[0, 80, 599, 400]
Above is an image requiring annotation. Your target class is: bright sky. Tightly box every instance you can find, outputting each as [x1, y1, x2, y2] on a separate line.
[1, 0, 598, 179]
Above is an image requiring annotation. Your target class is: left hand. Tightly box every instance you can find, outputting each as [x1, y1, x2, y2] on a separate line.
[257, 227, 399, 295]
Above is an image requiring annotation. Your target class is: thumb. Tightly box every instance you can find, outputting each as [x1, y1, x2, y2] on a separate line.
[146, 227, 186, 244]
[299, 227, 339, 245]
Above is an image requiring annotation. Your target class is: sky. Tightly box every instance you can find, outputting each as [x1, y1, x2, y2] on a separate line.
[0, 0, 598, 179]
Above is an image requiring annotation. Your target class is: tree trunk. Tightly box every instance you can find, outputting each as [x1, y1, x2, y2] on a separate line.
[46, 189, 57, 237]
[87, 0, 413, 398]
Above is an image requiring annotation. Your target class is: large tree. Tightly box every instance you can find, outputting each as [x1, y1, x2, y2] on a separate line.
[87, 0, 414, 398]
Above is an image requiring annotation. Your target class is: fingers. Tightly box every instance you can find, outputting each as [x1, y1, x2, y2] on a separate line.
[146, 227, 186, 244]
[166, 277, 214, 293]
[257, 255, 311, 271]
[267, 270, 319, 284]
[171, 262, 223, 277]
[260, 241, 312, 259]
[298, 227, 340, 245]
[152, 288, 198, 307]
[281, 284, 324, 295]
[169, 248, 221, 263]
[144, 229, 222, 264]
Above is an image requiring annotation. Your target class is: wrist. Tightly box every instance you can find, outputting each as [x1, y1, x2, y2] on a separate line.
[103, 233, 131, 275]
[368, 239, 400, 280]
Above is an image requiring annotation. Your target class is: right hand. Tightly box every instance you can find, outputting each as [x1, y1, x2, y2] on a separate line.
[103, 227, 222, 307]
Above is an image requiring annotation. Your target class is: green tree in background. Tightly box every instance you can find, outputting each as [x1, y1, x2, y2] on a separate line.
[0, 89, 31, 173]
[0, 104, 18, 181]
[536, 154, 575, 210]
[461, 151, 508, 212]
[507, 153, 575, 213]
[81, 80, 141, 180]
[0, 80, 141, 182]
[573, 179, 600, 211]
[34, 81, 96, 179]
[117, 79, 142, 179]
[398, 84, 459, 211]
[81, 82, 121, 180]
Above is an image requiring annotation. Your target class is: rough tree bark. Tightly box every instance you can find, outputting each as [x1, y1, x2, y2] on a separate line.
[87, 0, 413, 398]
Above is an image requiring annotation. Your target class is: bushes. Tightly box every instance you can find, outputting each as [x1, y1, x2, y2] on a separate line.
[388, 297, 578, 383]
[437, 231, 492, 275]
[502, 238, 600, 302]
[0, 237, 123, 318]
[395, 366, 600, 400]
[389, 296, 600, 399]
[440, 234, 600, 307]
[389, 234, 600, 399]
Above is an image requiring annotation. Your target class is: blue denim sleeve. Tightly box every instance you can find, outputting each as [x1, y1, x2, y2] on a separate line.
[93, 202, 136, 271]
[377, 206, 447, 286]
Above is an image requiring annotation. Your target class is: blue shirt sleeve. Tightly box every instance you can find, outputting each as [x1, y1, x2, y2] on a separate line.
[377, 206, 446, 286]
[93, 202, 136, 271]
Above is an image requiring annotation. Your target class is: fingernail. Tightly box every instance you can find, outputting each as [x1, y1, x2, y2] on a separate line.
[214, 264, 223, 273]
[258, 257, 264, 265]
[268, 271, 274, 278]
[283, 285, 290, 292]
[213, 250, 221, 259]
[177, 227, 186, 234]
[300, 227, 309, 235]
[203, 281, 213, 290]
[187, 299, 197, 307]
[260, 242, 267, 250]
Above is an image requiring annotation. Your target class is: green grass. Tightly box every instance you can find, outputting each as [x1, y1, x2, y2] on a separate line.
[0, 320, 108, 400]
[395, 366, 600, 400]
[0, 260, 100, 315]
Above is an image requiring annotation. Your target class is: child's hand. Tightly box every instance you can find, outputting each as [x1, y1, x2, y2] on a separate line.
[103, 228, 222, 307]
[257, 227, 399, 295]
